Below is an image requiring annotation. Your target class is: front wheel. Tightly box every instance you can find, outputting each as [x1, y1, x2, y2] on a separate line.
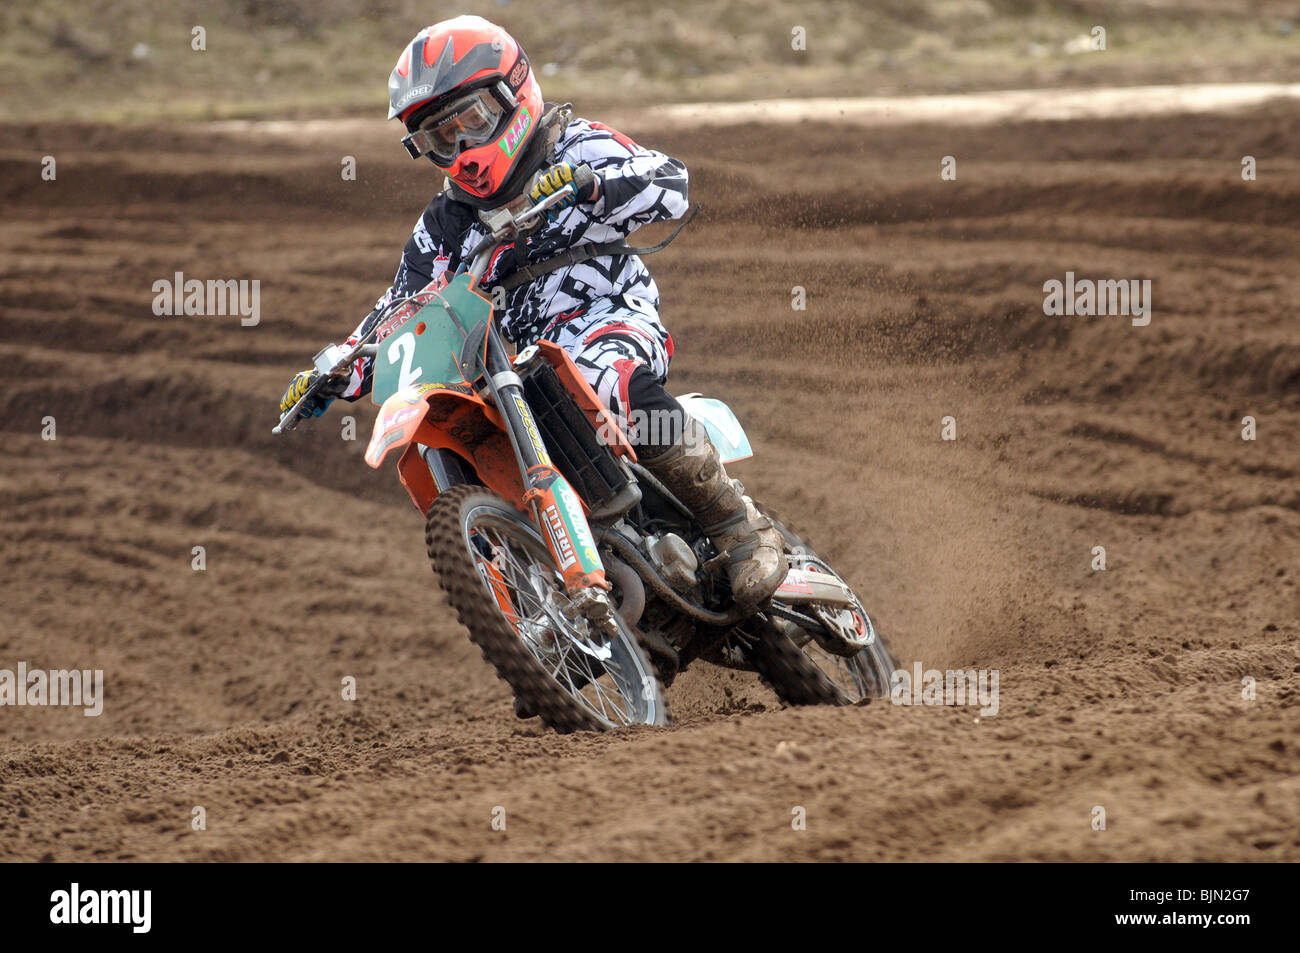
[746, 506, 897, 705]
[426, 485, 668, 733]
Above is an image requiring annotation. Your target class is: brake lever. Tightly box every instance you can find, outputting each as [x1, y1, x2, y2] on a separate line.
[273, 341, 377, 434]
[280, 166, 597, 431]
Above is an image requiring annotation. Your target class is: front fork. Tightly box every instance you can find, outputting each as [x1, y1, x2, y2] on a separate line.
[458, 326, 612, 598]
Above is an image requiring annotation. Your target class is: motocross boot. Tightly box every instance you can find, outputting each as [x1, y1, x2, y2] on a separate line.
[640, 417, 788, 610]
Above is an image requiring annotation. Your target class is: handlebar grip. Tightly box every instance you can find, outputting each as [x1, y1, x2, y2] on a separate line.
[275, 367, 344, 434]
[571, 163, 596, 197]
[273, 374, 322, 434]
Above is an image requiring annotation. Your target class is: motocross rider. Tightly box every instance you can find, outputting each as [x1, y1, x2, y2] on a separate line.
[279, 15, 787, 609]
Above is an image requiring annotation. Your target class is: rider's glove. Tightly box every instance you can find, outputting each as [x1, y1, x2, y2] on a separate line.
[528, 162, 595, 219]
[280, 369, 346, 420]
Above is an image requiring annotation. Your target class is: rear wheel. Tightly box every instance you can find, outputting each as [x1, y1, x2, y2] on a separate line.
[746, 506, 897, 705]
[426, 485, 668, 732]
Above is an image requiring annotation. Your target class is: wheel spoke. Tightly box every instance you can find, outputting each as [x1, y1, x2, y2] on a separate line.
[463, 508, 651, 727]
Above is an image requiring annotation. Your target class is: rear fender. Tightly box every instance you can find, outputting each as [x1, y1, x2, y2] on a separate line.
[676, 394, 753, 464]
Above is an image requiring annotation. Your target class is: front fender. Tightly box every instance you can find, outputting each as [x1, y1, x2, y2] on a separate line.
[364, 390, 431, 469]
[364, 383, 524, 513]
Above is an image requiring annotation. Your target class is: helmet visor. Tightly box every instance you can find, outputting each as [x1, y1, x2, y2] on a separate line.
[401, 89, 504, 165]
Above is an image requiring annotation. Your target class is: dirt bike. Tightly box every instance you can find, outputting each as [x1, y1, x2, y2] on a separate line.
[275, 165, 896, 732]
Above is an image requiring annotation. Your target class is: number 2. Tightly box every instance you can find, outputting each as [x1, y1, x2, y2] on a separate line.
[387, 332, 423, 390]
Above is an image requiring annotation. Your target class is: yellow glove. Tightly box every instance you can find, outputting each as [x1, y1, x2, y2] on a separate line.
[529, 162, 589, 218]
[280, 369, 340, 420]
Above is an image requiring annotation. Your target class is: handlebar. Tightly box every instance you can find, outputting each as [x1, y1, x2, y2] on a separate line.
[274, 164, 596, 435]
[464, 164, 596, 276]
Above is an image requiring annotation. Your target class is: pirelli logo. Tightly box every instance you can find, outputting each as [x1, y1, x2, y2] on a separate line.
[543, 504, 577, 570]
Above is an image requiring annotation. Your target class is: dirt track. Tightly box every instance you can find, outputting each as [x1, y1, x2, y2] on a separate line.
[1, 101, 1298, 861]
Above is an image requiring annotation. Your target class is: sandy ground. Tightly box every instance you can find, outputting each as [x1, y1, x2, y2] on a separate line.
[645, 83, 1300, 126]
[208, 83, 1300, 139]
[0, 93, 1298, 861]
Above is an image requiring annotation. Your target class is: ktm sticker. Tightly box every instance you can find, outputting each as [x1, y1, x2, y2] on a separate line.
[542, 504, 577, 570]
[381, 405, 421, 435]
[499, 105, 532, 158]
[512, 393, 551, 466]
[777, 570, 814, 595]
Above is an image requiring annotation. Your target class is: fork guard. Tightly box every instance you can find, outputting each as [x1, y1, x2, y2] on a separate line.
[524, 464, 609, 592]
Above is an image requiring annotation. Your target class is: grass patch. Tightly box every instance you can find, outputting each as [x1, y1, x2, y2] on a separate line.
[2, 0, 1296, 122]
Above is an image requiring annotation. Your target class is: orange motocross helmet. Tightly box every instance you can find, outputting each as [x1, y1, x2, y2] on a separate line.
[388, 16, 547, 209]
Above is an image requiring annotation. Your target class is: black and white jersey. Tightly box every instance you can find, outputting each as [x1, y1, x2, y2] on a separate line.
[339, 116, 689, 400]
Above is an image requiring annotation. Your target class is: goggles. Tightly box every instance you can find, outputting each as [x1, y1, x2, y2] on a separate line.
[401, 87, 506, 165]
